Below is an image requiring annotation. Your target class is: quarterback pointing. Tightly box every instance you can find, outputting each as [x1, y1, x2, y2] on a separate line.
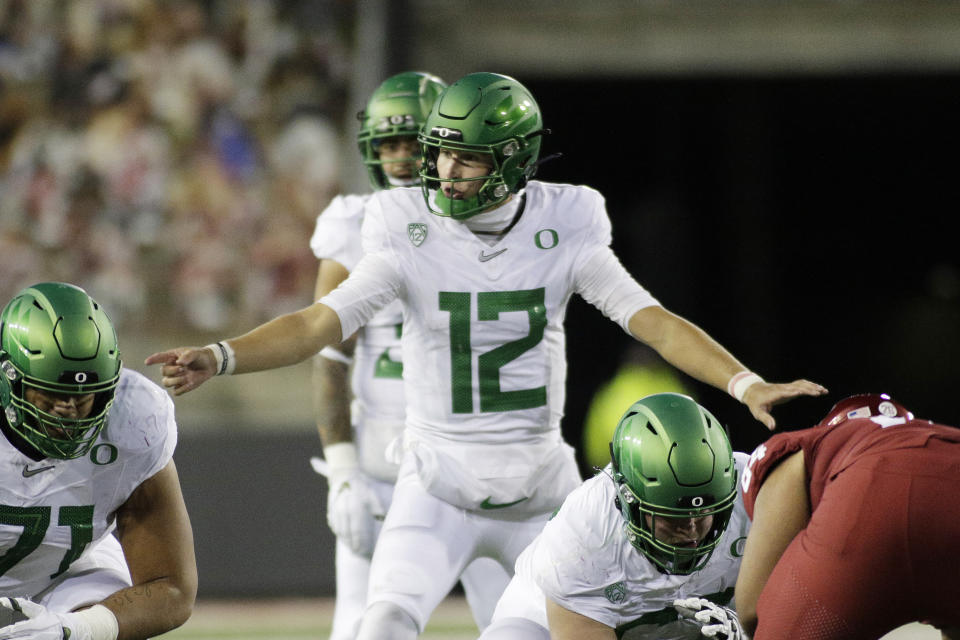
[148, 72, 824, 638]
[0, 283, 196, 640]
[311, 70, 508, 638]
[479, 393, 750, 640]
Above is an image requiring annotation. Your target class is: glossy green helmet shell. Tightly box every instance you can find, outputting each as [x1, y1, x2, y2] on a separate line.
[610, 393, 737, 575]
[0, 282, 121, 459]
[419, 72, 545, 219]
[357, 71, 447, 190]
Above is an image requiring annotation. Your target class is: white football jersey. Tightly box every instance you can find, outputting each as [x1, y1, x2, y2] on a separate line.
[0, 369, 176, 599]
[519, 452, 751, 640]
[312, 193, 406, 481]
[322, 182, 659, 472]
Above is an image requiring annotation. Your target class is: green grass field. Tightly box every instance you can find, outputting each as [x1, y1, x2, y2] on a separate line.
[157, 597, 941, 639]
[159, 597, 479, 639]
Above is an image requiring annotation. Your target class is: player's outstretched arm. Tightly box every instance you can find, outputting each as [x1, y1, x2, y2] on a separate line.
[627, 306, 826, 430]
[145, 303, 343, 396]
[545, 599, 615, 640]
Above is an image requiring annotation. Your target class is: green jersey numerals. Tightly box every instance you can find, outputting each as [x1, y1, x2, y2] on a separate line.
[0, 504, 94, 578]
[439, 288, 547, 414]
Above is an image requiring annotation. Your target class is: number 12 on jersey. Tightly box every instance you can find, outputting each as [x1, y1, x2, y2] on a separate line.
[439, 288, 547, 414]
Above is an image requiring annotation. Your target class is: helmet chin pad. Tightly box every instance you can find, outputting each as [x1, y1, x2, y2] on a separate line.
[431, 189, 484, 220]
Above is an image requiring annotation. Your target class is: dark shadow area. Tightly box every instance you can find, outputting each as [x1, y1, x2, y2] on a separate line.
[524, 74, 959, 464]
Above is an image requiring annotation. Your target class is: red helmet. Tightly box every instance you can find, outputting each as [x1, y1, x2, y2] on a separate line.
[820, 393, 914, 427]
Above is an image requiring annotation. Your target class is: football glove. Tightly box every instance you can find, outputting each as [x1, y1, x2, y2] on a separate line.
[0, 598, 118, 640]
[0, 598, 29, 630]
[319, 444, 385, 558]
[674, 597, 746, 640]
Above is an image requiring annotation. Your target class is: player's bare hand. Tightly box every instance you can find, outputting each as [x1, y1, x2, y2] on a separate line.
[744, 379, 827, 430]
[145, 347, 216, 396]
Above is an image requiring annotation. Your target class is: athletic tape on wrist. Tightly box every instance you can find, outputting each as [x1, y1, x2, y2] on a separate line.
[324, 442, 359, 474]
[205, 341, 236, 376]
[727, 371, 764, 402]
[71, 604, 119, 640]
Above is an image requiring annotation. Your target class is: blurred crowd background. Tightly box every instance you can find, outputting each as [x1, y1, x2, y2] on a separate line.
[1, 0, 346, 334]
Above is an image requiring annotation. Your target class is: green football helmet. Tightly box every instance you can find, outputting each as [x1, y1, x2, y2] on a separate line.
[0, 282, 121, 459]
[610, 393, 737, 575]
[418, 72, 545, 220]
[357, 71, 447, 190]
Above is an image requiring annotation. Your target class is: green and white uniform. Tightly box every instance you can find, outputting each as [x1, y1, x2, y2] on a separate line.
[319, 180, 660, 630]
[0, 369, 176, 609]
[483, 453, 751, 640]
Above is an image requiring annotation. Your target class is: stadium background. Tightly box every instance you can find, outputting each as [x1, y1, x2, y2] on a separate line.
[0, 1, 956, 637]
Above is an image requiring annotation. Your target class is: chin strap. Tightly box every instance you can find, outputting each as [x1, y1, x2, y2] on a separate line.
[533, 152, 563, 171]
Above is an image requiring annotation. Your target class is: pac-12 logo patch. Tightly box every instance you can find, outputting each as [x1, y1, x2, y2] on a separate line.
[408, 223, 428, 247]
[604, 581, 627, 604]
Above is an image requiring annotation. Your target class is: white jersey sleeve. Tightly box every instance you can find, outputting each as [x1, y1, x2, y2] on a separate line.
[318, 251, 403, 340]
[0, 369, 177, 599]
[310, 194, 372, 271]
[570, 190, 660, 333]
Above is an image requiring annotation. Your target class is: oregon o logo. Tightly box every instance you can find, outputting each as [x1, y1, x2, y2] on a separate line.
[691, 496, 704, 507]
[534, 229, 559, 249]
[437, 127, 452, 138]
[90, 443, 118, 466]
[74, 372, 88, 383]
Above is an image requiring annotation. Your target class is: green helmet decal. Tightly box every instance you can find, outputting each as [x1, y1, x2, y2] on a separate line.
[0, 282, 121, 459]
[610, 393, 737, 575]
[357, 71, 447, 190]
[418, 72, 545, 220]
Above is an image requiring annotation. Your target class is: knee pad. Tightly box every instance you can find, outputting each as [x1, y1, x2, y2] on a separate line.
[355, 601, 418, 640]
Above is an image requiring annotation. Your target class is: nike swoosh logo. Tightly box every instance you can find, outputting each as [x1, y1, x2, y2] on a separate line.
[480, 496, 528, 510]
[22, 464, 56, 477]
[478, 248, 508, 262]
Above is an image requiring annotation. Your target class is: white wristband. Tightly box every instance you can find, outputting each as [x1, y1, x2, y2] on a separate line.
[324, 442, 359, 475]
[70, 604, 119, 640]
[727, 371, 764, 402]
[319, 346, 353, 366]
[205, 341, 236, 376]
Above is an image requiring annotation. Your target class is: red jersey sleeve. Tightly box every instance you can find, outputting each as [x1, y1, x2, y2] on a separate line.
[740, 431, 808, 519]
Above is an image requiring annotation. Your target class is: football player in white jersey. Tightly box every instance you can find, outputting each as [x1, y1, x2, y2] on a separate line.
[0, 282, 196, 640]
[479, 393, 749, 640]
[147, 72, 825, 639]
[311, 71, 509, 639]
